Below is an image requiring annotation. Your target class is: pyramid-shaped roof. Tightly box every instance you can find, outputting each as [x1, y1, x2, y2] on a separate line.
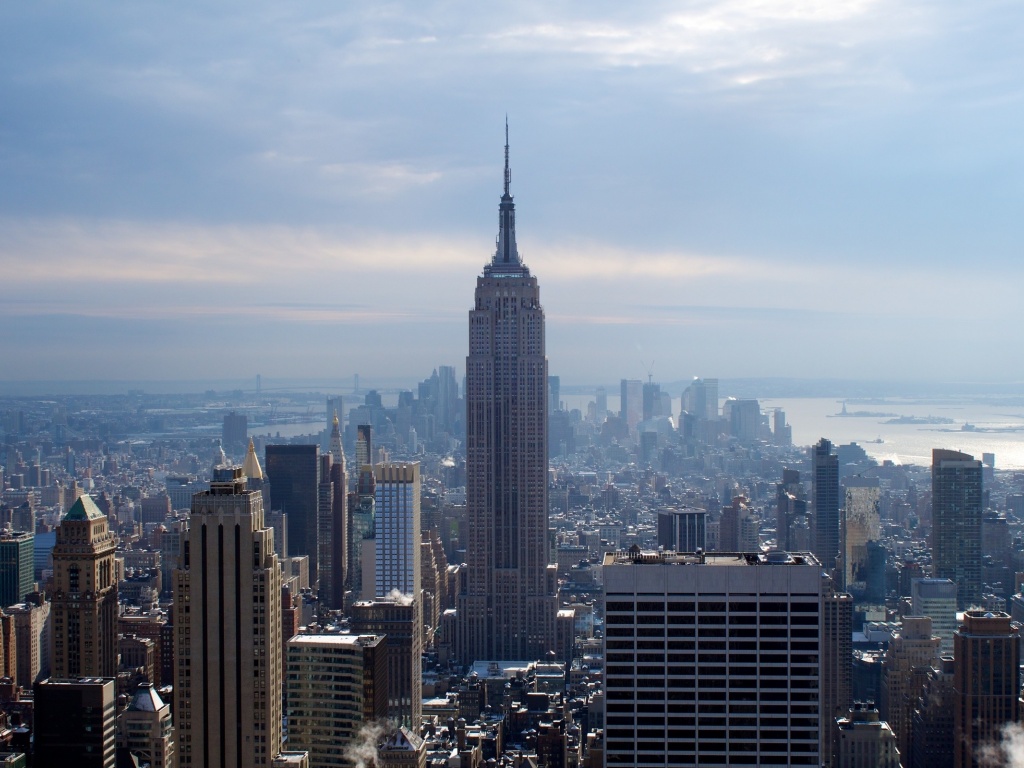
[126, 683, 165, 712]
[63, 494, 105, 521]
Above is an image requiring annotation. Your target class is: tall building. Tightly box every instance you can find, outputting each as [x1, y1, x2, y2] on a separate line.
[373, 462, 421, 600]
[880, 616, 940, 760]
[34, 677, 116, 768]
[324, 413, 347, 609]
[0, 531, 34, 607]
[116, 683, 175, 768]
[174, 465, 283, 768]
[8, 596, 50, 688]
[931, 449, 982, 609]
[835, 703, 901, 768]
[910, 657, 955, 768]
[656, 508, 706, 553]
[776, 468, 807, 552]
[953, 611, 1019, 768]
[355, 425, 373, 470]
[911, 578, 958, 654]
[265, 444, 320, 577]
[843, 477, 881, 593]
[222, 412, 248, 454]
[457, 127, 557, 663]
[286, 633, 388, 768]
[347, 467, 375, 607]
[51, 495, 118, 678]
[619, 379, 643, 435]
[603, 549, 826, 766]
[349, 599, 422, 728]
[813, 438, 841, 578]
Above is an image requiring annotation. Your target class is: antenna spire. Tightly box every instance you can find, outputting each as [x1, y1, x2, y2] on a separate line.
[504, 115, 511, 197]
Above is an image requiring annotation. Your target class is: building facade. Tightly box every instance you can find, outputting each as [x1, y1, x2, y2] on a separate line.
[265, 444, 320, 577]
[34, 677, 116, 768]
[174, 466, 283, 768]
[953, 611, 1019, 768]
[51, 495, 118, 678]
[0, 531, 34, 608]
[457, 128, 557, 663]
[603, 549, 827, 766]
[932, 450, 982, 610]
[812, 438, 840, 579]
[286, 633, 388, 767]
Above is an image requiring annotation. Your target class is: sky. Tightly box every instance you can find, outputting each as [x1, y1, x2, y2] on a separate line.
[1, 1, 1023, 390]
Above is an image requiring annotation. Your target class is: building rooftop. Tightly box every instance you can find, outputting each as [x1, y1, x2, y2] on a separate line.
[603, 548, 820, 568]
[63, 495, 105, 521]
[286, 633, 383, 648]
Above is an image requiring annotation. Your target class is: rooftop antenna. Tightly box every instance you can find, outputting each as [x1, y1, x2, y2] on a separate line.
[642, 360, 655, 384]
[503, 115, 511, 197]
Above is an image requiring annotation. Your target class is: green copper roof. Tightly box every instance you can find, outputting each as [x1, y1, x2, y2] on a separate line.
[64, 494, 105, 521]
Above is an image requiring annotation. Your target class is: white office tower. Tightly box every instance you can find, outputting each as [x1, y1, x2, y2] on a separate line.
[603, 549, 827, 767]
[373, 462, 421, 600]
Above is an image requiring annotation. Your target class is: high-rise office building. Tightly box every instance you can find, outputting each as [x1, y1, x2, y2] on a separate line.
[776, 468, 806, 552]
[620, 379, 643, 435]
[355, 425, 373, 470]
[603, 549, 827, 766]
[373, 462, 421, 600]
[34, 677, 116, 768]
[457, 127, 557, 663]
[953, 611, 1019, 768]
[174, 465, 283, 768]
[931, 450, 982, 610]
[349, 599, 422, 728]
[813, 438, 841, 578]
[880, 616, 940, 760]
[8, 596, 50, 688]
[681, 377, 718, 421]
[323, 413, 347, 609]
[51, 495, 118, 678]
[265, 444, 320, 578]
[0, 531, 34, 607]
[656, 508, 706, 553]
[286, 633, 388, 768]
[222, 411, 248, 454]
[911, 578, 958, 654]
[843, 477, 881, 593]
[835, 703, 901, 768]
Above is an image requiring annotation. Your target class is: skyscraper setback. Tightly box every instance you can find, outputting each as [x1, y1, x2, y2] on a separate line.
[456, 126, 557, 662]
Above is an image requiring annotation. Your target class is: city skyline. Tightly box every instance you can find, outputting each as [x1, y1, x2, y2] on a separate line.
[2, 3, 1024, 385]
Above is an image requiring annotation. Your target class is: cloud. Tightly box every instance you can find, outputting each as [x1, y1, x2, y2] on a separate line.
[978, 721, 1024, 768]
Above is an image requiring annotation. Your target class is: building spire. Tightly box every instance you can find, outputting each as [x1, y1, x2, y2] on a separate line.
[504, 115, 511, 198]
[492, 117, 521, 268]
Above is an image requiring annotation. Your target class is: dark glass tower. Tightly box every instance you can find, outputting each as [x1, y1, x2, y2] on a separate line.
[265, 444, 320, 576]
[932, 448, 982, 609]
[812, 438, 840, 578]
[457, 125, 556, 662]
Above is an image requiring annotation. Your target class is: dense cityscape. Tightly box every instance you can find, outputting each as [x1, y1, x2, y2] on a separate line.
[0, 133, 1023, 768]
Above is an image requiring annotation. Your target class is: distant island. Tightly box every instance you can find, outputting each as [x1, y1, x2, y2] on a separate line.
[829, 402, 898, 418]
[884, 415, 955, 425]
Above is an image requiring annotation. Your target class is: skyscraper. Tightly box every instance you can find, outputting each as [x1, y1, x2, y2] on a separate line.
[51, 494, 118, 678]
[286, 633, 388, 767]
[174, 465, 283, 768]
[34, 677, 116, 768]
[953, 611, 1019, 768]
[620, 379, 643, 435]
[374, 462, 421, 600]
[931, 449, 982, 610]
[813, 438, 841, 577]
[265, 444, 320, 577]
[325, 412, 347, 609]
[0, 530, 34, 607]
[603, 549, 826, 766]
[457, 126, 557, 663]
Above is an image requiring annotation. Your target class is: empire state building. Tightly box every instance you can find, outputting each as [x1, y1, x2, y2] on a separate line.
[456, 126, 558, 662]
